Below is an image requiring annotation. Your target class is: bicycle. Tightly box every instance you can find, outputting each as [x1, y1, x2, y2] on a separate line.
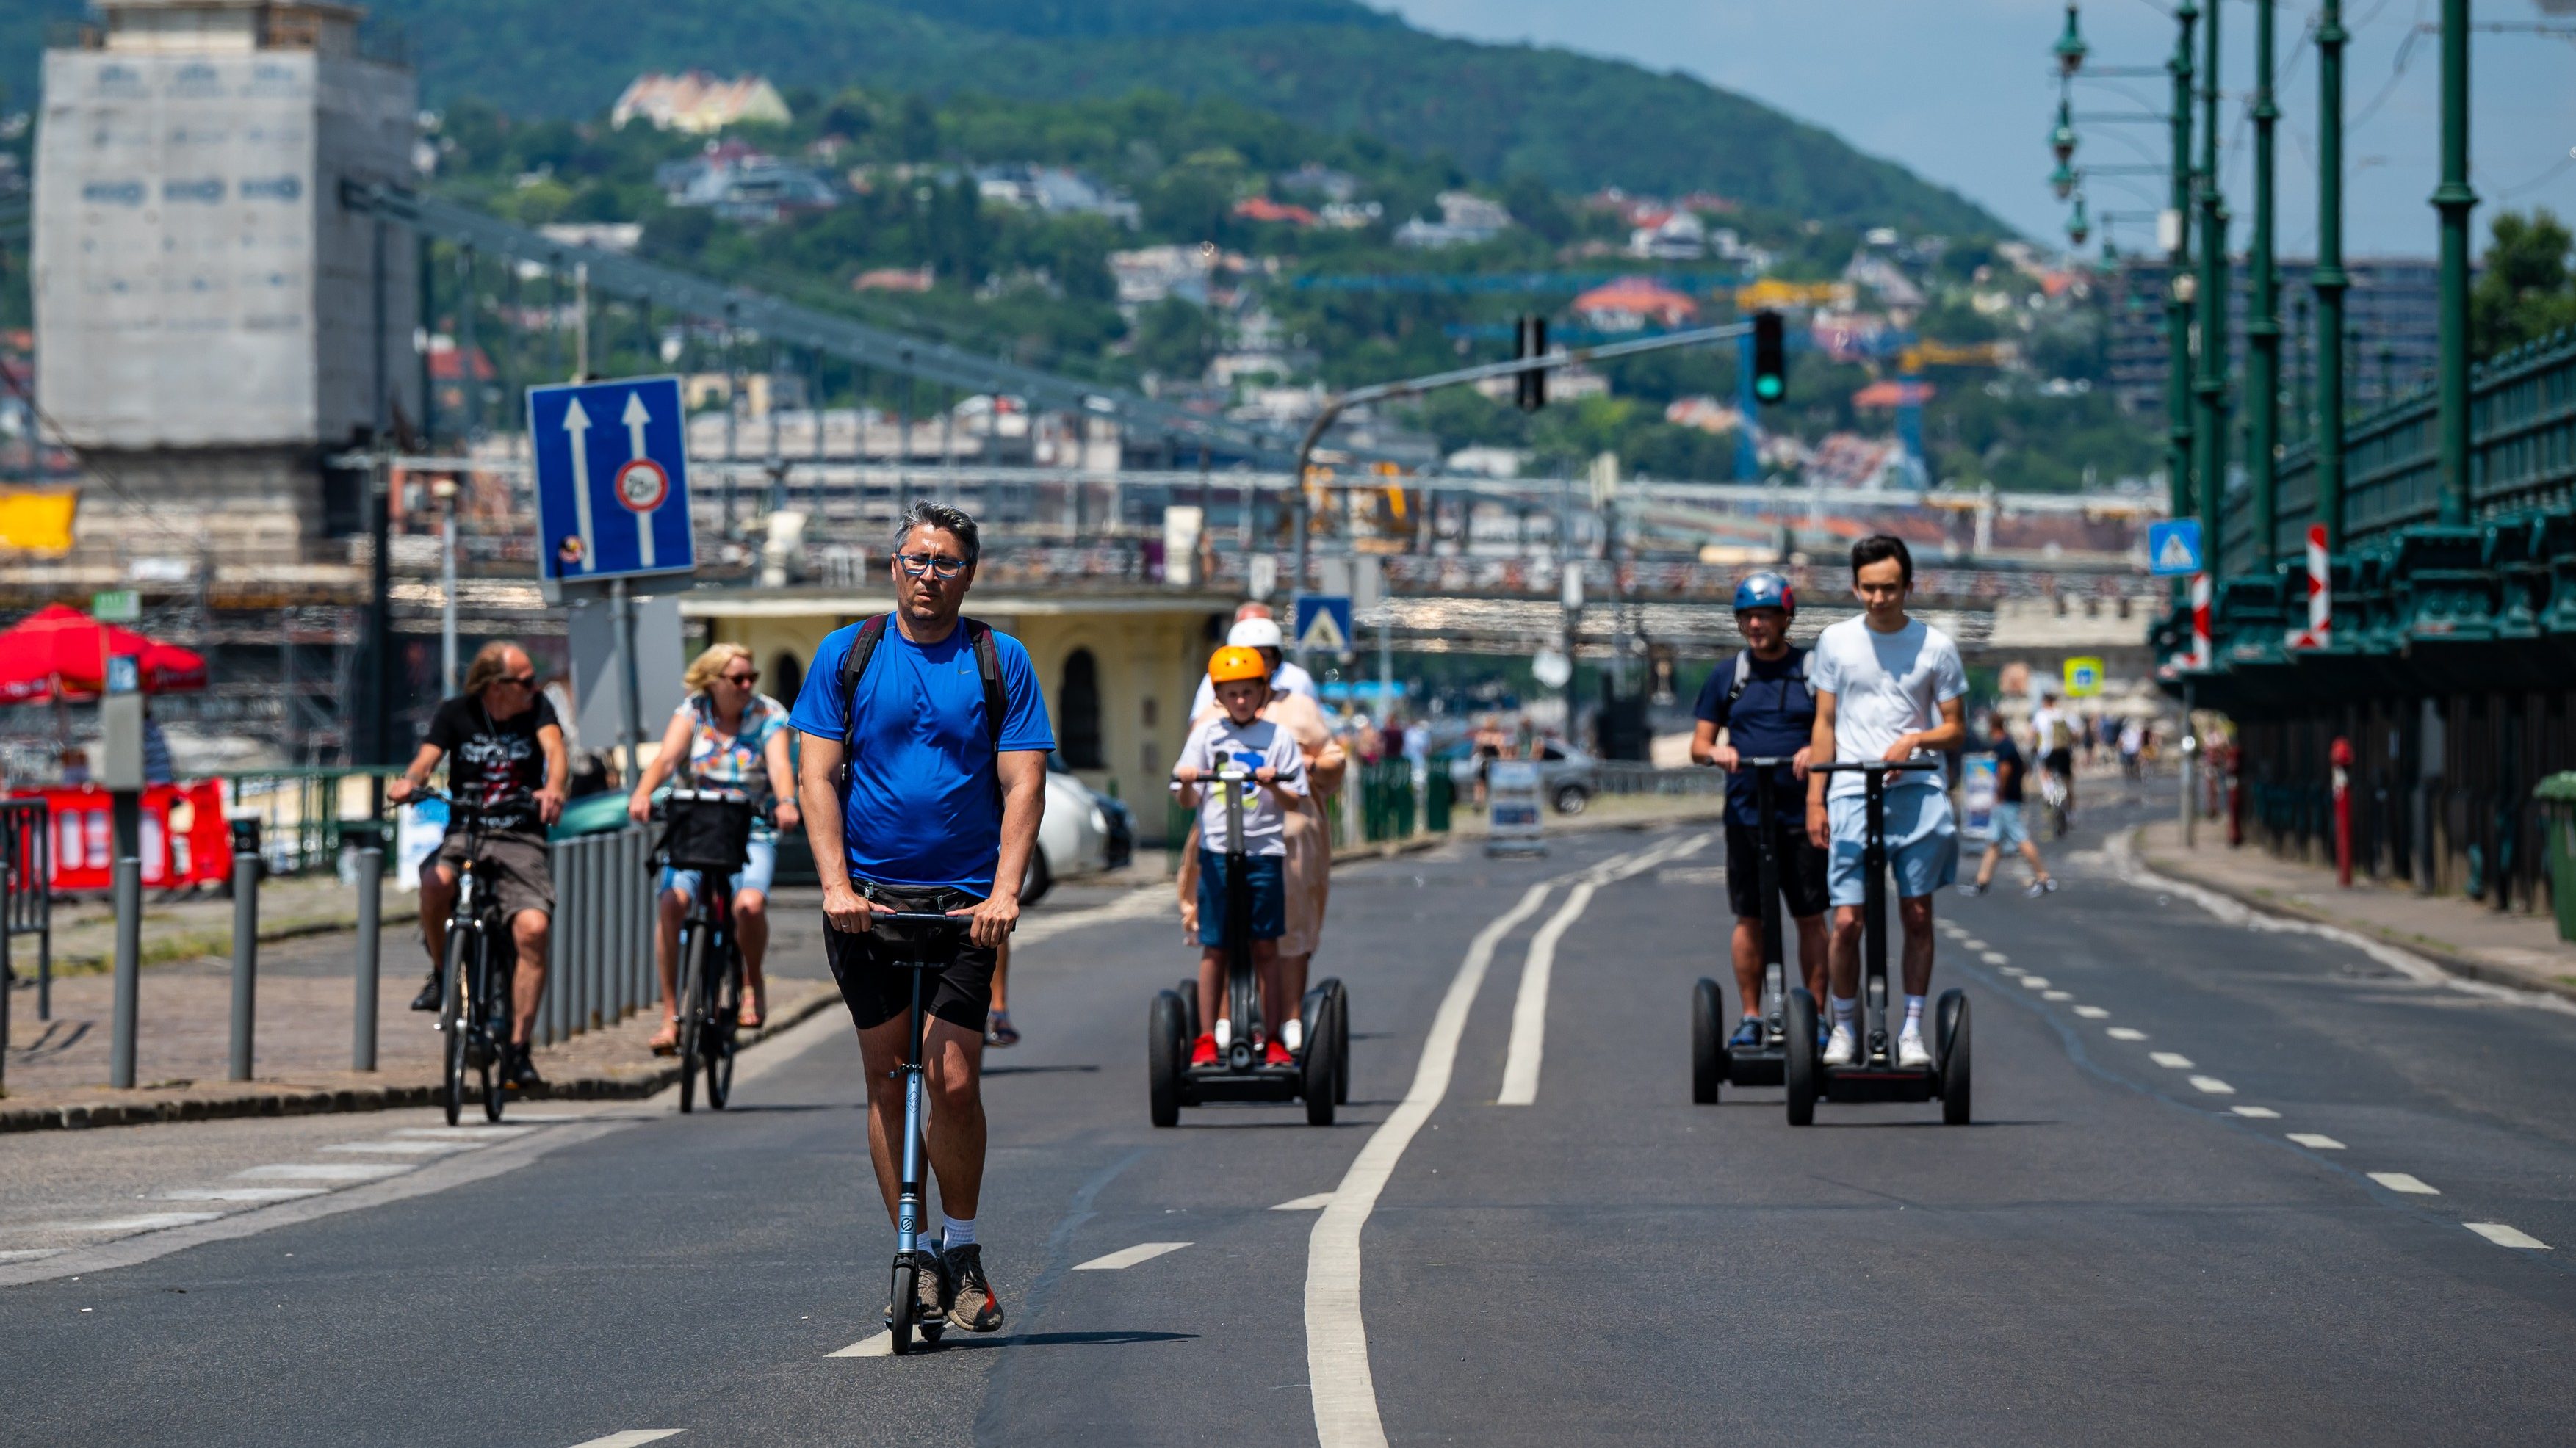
[654, 786, 757, 1114]
[418, 789, 519, 1126]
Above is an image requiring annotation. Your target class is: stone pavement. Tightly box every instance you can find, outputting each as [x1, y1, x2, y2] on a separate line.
[2134, 817, 2576, 1002]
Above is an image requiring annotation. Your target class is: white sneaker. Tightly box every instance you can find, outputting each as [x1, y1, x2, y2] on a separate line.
[1822, 1024, 1857, 1066]
[1897, 1030, 1933, 1068]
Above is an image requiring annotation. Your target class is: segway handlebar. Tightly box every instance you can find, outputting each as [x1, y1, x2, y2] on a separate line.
[1809, 759, 1943, 775]
[865, 911, 975, 930]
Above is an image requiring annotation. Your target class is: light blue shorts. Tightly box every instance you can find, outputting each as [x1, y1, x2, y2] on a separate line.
[1828, 787, 1958, 908]
[660, 836, 776, 904]
[1990, 801, 2030, 849]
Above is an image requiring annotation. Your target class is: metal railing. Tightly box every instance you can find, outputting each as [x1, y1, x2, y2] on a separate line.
[538, 828, 654, 1048]
[0, 799, 51, 1093]
[1592, 763, 1728, 797]
[226, 768, 405, 877]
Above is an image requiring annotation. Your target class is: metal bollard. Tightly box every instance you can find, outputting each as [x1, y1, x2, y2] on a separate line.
[350, 822, 383, 1071]
[228, 817, 261, 1082]
[542, 838, 565, 1048]
[108, 792, 142, 1090]
[613, 830, 633, 1021]
[585, 837, 606, 1032]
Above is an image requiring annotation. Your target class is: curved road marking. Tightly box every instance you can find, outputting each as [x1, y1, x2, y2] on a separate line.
[1497, 834, 1708, 1107]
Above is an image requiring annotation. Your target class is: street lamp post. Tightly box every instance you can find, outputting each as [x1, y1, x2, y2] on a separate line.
[2433, 0, 2475, 526]
[2169, 1, 2199, 593]
[2194, 0, 2229, 574]
[2315, 0, 2350, 552]
[2248, 0, 2281, 573]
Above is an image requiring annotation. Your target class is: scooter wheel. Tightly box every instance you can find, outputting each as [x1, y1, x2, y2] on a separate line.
[1939, 992, 1971, 1126]
[1149, 991, 1186, 1128]
[1177, 978, 1201, 1040]
[889, 1262, 917, 1355]
[1691, 977, 1724, 1104]
[1329, 980, 1350, 1106]
[1783, 988, 1819, 1127]
[1934, 989, 1965, 1074]
[1303, 999, 1338, 1127]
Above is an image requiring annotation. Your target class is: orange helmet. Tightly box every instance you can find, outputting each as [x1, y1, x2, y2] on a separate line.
[1208, 645, 1270, 685]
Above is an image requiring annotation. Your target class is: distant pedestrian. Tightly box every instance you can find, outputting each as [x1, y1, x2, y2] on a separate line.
[1960, 713, 2057, 899]
[2119, 718, 2145, 781]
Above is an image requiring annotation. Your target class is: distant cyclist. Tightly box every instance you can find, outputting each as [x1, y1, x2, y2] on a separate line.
[792, 501, 1053, 1337]
[627, 642, 798, 1051]
[1959, 712, 2057, 898]
[2032, 688, 2077, 827]
[391, 640, 568, 1093]
[1805, 536, 1967, 1069]
[1689, 571, 1828, 1049]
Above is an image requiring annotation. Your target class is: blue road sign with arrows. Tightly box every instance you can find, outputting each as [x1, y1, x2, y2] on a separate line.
[529, 376, 696, 584]
[2146, 519, 2204, 577]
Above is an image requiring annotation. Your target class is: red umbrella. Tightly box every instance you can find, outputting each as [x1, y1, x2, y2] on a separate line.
[0, 604, 209, 703]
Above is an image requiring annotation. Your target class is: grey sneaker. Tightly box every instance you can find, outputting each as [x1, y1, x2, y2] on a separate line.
[888, 1244, 947, 1325]
[2025, 878, 2058, 898]
[942, 1243, 1005, 1333]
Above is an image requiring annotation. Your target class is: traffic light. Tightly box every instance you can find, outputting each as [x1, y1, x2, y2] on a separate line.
[1751, 310, 1787, 405]
[1514, 314, 1548, 413]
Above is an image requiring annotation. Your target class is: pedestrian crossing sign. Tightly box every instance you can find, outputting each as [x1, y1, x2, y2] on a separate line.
[1294, 595, 1353, 654]
[2063, 657, 2105, 698]
[2147, 519, 2203, 577]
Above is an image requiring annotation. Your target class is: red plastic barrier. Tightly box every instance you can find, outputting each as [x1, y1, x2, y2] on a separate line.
[13, 781, 230, 891]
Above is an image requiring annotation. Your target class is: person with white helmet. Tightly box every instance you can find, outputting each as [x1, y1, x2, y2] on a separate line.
[1190, 614, 1318, 717]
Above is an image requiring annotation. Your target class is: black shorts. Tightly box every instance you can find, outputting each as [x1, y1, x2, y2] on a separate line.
[2043, 747, 2075, 778]
[825, 881, 1000, 1033]
[1724, 817, 1830, 922]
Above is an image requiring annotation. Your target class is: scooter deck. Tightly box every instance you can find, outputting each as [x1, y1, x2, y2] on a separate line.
[1818, 1062, 1942, 1104]
[1722, 1044, 1787, 1087]
[1184, 1062, 1307, 1104]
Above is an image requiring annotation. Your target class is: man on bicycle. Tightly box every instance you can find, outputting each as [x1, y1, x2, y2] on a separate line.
[2032, 688, 2077, 828]
[390, 641, 568, 1093]
[1805, 536, 1967, 1069]
[791, 501, 1053, 1337]
[1690, 571, 1827, 1049]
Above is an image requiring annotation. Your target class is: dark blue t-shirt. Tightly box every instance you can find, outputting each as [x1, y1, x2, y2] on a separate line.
[1693, 646, 1815, 826]
[788, 619, 1056, 893]
[1991, 735, 2027, 804]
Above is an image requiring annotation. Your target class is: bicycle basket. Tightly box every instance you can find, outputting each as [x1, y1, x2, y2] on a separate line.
[661, 792, 757, 873]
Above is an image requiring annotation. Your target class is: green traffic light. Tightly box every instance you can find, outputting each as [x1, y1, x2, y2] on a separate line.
[1754, 377, 1783, 402]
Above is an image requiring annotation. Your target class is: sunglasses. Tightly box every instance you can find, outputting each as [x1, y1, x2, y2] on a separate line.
[720, 670, 759, 687]
[500, 673, 538, 689]
[894, 551, 969, 580]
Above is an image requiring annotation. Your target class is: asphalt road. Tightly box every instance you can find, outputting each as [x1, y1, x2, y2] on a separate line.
[3, 808, 2572, 1446]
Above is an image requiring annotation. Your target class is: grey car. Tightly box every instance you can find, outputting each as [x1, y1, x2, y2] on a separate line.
[1443, 739, 1600, 815]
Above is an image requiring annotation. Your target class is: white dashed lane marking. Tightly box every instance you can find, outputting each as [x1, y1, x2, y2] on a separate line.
[2466, 1223, 2550, 1250]
[1271, 1194, 1335, 1212]
[234, 1162, 412, 1182]
[2370, 1172, 2441, 1195]
[0, 1249, 64, 1262]
[2073, 1005, 2109, 1018]
[2232, 1105, 2281, 1119]
[319, 1139, 486, 1156]
[2149, 1051, 2196, 1069]
[564, 1433, 684, 1447]
[1960, 938, 1987, 950]
[1072, 1242, 1191, 1271]
[2043, 991, 2074, 1002]
[2189, 1076, 2236, 1095]
[1980, 951, 2008, 965]
[2019, 977, 2052, 990]
[2287, 1134, 2346, 1150]
[2107, 1027, 2149, 1041]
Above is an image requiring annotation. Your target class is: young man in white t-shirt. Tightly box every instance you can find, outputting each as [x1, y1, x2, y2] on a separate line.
[1172, 645, 1308, 1068]
[1805, 535, 1969, 1069]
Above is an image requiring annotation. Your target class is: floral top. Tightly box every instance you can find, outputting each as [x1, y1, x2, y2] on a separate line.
[674, 692, 789, 840]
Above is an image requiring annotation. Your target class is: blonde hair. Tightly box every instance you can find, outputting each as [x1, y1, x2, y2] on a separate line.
[683, 642, 754, 696]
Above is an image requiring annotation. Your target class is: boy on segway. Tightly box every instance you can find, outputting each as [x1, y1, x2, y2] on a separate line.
[1691, 571, 1829, 1052]
[1172, 645, 1307, 1068]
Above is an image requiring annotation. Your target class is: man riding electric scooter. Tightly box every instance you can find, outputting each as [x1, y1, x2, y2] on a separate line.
[1691, 572, 1829, 1053]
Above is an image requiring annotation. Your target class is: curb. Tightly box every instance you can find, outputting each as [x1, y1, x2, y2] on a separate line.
[0, 985, 844, 1134]
[2130, 830, 2576, 1007]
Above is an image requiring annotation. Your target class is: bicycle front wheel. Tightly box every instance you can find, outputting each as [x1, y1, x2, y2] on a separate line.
[704, 936, 739, 1111]
[439, 924, 471, 1127]
[677, 921, 707, 1114]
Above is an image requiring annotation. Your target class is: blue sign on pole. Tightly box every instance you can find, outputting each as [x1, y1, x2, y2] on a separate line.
[1294, 595, 1354, 654]
[528, 376, 696, 584]
[2146, 519, 2204, 577]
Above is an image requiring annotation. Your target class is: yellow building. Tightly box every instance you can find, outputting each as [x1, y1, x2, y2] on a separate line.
[681, 587, 1233, 841]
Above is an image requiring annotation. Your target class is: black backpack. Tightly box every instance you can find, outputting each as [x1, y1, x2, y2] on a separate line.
[837, 614, 1013, 817]
[1722, 645, 1811, 715]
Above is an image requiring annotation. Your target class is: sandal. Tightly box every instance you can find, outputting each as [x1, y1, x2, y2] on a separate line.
[984, 1009, 1020, 1048]
[737, 996, 764, 1031]
[647, 1018, 679, 1055]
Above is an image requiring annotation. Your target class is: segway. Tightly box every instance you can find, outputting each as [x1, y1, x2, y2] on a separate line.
[1150, 761, 1344, 1128]
[1692, 757, 1799, 1101]
[871, 911, 971, 1355]
[1783, 759, 1970, 1126]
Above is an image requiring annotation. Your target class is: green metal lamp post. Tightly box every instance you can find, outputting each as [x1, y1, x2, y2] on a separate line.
[2193, 0, 2229, 571]
[2170, 2, 2198, 599]
[2055, 2, 2090, 78]
[2433, 0, 2475, 527]
[2247, 0, 2281, 572]
[2315, 0, 2350, 551]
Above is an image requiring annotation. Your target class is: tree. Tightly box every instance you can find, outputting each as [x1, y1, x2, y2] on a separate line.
[2474, 209, 2576, 358]
[1131, 297, 1219, 383]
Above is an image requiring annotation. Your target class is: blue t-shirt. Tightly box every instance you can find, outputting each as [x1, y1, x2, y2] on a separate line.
[788, 620, 1056, 892]
[1692, 646, 1816, 827]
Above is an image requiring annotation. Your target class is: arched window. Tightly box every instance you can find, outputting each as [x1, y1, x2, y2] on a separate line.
[771, 651, 804, 709]
[1059, 648, 1103, 769]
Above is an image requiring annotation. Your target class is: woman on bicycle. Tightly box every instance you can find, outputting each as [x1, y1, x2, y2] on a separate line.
[630, 642, 798, 1051]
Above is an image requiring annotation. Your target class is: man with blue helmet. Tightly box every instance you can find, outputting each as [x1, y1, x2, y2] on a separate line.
[1691, 570, 1830, 1050]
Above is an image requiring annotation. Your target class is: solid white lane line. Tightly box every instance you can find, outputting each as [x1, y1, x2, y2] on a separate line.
[827, 1333, 892, 1358]
[1271, 1194, 1335, 1212]
[1307, 875, 1565, 1448]
[319, 1140, 485, 1155]
[159, 1187, 328, 1203]
[2465, 1223, 2551, 1250]
[564, 1433, 684, 1447]
[2149, 1051, 2196, 1069]
[2107, 1027, 2149, 1041]
[1496, 883, 1596, 1107]
[1072, 1242, 1191, 1271]
[2231, 1105, 2281, 1119]
[2286, 1133, 2346, 1150]
[40, 1213, 223, 1232]
[234, 1162, 413, 1182]
[2189, 1076, 2237, 1095]
[2074, 1005, 2110, 1018]
[1980, 950, 2007, 964]
[2370, 1172, 2440, 1195]
[2042, 991, 2074, 1002]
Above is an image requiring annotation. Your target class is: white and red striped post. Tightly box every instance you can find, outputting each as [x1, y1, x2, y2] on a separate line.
[2190, 572, 2213, 668]
[2303, 522, 2330, 646]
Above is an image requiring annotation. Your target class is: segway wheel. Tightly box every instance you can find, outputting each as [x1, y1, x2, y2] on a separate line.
[1934, 989, 1964, 1074]
[1148, 991, 1186, 1128]
[1939, 992, 1971, 1126]
[1303, 1004, 1338, 1126]
[1783, 988, 1819, 1127]
[1329, 980, 1350, 1106]
[889, 1262, 918, 1355]
[1177, 978, 1201, 1040]
[1691, 977, 1724, 1104]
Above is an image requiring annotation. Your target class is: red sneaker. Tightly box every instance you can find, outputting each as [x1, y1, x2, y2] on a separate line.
[1190, 1033, 1219, 1068]
[1264, 1039, 1294, 1068]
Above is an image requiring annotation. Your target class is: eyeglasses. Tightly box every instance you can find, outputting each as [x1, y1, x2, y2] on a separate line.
[894, 551, 969, 580]
[501, 673, 538, 689]
[720, 670, 759, 687]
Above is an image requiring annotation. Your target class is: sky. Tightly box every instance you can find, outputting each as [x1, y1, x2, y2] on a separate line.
[1385, 0, 2576, 259]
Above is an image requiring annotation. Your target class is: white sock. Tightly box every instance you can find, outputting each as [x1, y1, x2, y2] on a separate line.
[939, 1214, 975, 1252]
[1282, 1017, 1302, 1052]
[1830, 996, 1858, 1028]
[1902, 996, 1926, 1035]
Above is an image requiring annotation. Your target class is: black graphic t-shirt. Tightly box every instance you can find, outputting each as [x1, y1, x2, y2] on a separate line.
[424, 694, 558, 834]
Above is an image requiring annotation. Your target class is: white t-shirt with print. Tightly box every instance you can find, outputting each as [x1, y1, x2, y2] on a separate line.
[1172, 715, 1307, 858]
[1810, 614, 1968, 797]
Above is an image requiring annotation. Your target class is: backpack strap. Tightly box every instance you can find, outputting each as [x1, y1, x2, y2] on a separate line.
[1724, 649, 1754, 711]
[835, 615, 890, 787]
[962, 616, 1010, 822]
[835, 614, 1015, 820]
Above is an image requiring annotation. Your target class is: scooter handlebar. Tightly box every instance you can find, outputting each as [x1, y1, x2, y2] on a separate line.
[866, 911, 973, 929]
[1809, 759, 1943, 774]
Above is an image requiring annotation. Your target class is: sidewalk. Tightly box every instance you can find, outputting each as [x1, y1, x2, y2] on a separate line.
[2132, 817, 2576, 1002]
[39, 873, 421, 977]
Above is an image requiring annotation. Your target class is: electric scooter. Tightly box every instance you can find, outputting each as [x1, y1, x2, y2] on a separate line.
[1782, 759, 1971, 1126]
[872, 911, 970, 1355]
[1692, 757, 1798, 1101]
[1149, 761, 1345, 1128]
